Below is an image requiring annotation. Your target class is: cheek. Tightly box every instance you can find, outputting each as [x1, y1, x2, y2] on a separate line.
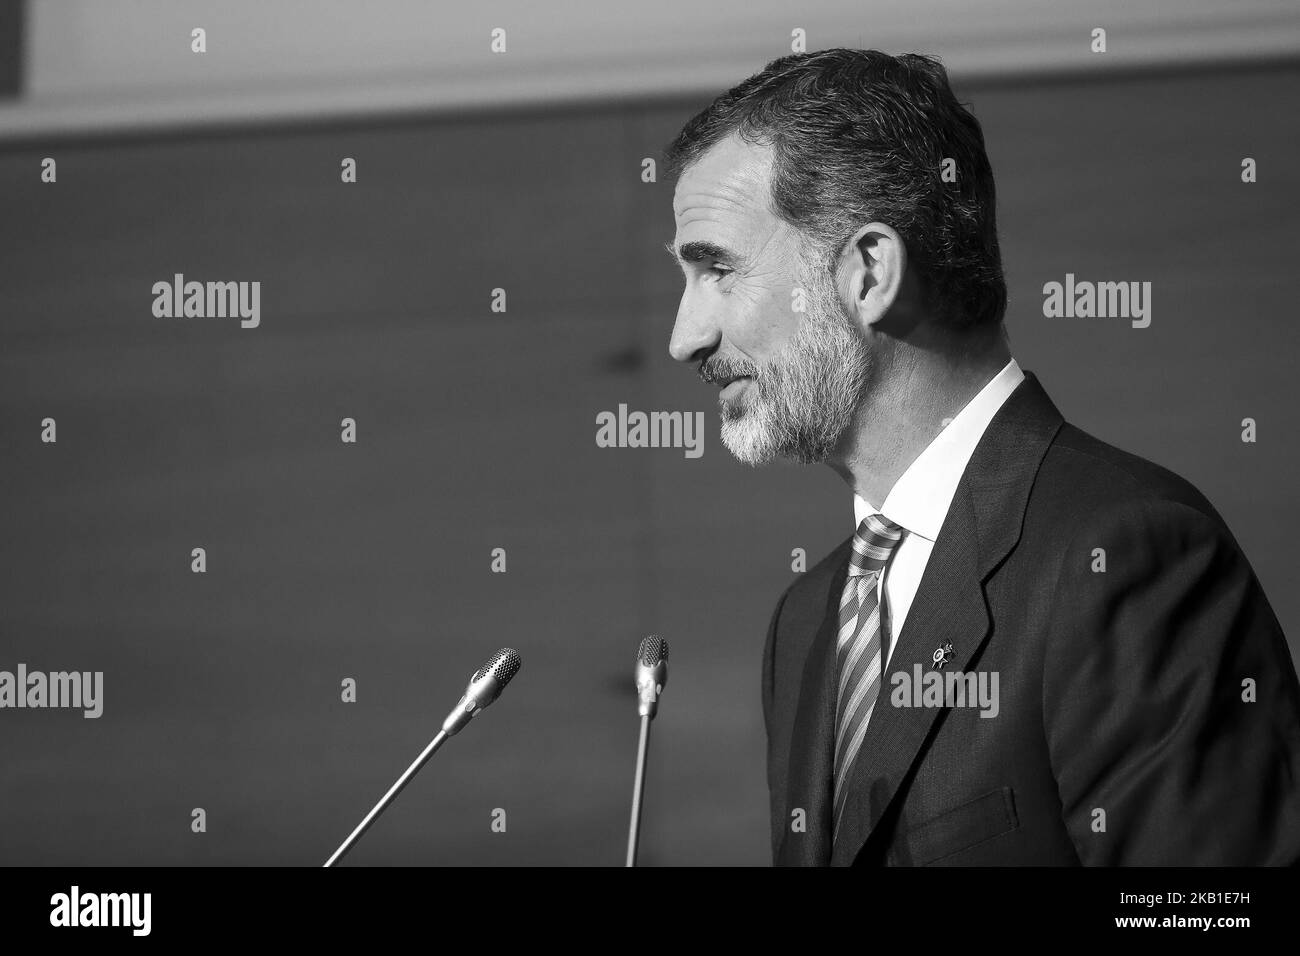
[724, 287, 799, 359]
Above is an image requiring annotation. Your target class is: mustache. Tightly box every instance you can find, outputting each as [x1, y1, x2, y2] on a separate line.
[698, 356, 759, 386]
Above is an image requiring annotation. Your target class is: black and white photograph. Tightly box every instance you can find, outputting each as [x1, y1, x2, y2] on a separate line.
[1, 0, 1297, 939]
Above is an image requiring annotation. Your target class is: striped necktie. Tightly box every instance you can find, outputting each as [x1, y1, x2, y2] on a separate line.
[832, 513, 906, 839]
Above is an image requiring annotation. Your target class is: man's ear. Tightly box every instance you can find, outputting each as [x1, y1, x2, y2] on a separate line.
[838, 222, 908, 331]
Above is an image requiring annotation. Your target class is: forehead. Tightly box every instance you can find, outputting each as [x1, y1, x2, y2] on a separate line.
[672, 133, 778, 239]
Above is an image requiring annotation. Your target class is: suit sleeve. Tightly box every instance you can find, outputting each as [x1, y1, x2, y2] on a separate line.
[762, 582, 793, 863]
[1042, 497, 1300, 865]
[761, 585, 789, 742]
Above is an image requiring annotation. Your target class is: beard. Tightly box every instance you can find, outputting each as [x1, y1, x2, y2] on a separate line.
[704, 253, 873, 466]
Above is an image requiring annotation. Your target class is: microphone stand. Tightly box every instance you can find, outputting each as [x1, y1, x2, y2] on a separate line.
[625, 714, 652, 867]
[324, 729, 449, 867]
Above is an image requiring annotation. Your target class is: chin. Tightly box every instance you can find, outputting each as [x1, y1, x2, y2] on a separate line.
[720, 409, 840, 466]
[720, 417, 777, 466]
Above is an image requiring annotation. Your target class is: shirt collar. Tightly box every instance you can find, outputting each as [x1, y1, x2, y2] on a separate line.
[854, 358, 1025, 542]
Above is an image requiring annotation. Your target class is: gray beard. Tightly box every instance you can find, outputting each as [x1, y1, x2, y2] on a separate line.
[719, 265, 873, 466]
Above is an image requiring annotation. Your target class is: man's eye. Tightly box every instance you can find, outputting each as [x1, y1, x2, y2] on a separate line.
[707, 265, 732, 279]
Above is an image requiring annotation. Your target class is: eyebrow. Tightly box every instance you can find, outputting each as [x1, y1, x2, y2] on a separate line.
[664, 239, 747, 269]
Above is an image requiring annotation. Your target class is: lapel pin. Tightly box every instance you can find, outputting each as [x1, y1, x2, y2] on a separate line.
[931, 642, 954, 669]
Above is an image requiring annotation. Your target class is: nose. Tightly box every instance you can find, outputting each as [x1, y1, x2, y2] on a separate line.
[668, 290, 721, 364]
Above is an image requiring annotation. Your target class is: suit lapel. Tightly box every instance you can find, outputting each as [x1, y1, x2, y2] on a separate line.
[829, 483, 989, 865]
[828, 370, 1065, 866]
[775, 542, 849, 865]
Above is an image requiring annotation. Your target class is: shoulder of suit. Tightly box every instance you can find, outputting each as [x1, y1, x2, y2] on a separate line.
[1034, 422, 1232, 535]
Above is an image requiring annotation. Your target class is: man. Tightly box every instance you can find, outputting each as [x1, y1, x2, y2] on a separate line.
[663, 49, 1300, 865]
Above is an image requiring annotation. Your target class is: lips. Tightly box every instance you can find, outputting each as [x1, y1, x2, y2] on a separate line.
[720, 376, 752, 399]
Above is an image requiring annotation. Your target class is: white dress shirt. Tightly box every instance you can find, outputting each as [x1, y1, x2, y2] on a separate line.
[854, 359, 1025, 663]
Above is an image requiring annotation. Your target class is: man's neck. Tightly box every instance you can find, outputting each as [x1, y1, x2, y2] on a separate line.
[829, 339, 1012, 509]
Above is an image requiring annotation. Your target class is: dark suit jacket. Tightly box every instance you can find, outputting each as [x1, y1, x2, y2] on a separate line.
[762, 371, 1300, 865]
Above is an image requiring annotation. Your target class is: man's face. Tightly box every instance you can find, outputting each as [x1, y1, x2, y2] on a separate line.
[667, 134, 873, 465]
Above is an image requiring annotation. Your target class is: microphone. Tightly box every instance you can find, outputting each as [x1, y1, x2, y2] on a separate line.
[324, 647, 522, 867]
[635, 635, 669, 719]
[626, 635, 669, 866]
[442, 648, 523, 735]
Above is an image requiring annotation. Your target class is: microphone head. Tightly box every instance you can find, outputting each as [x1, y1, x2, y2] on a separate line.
[637, 635, 669, 667]
[635, 635, 669, 719]
[473, 647, 522, 688]
[442, 648, 521, 736]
